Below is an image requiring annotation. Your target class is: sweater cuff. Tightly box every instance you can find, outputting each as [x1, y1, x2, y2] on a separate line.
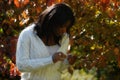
[48, 56, 54, 64]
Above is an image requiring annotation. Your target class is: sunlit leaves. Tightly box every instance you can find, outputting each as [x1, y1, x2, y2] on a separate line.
[106, 8, 115, 18]
[67, 0, 120, 79]
[100, 0, 110, 5]
[19, 9, 29, 26]
[6, 9, 14, 17]
[47, 0, 64, 6]
[114, 47, 119, 55]
[9, 62, 21, 77]
[14, 0, 30, 8]
[61, 68, 97, 80]
[0, 28, 3, 34]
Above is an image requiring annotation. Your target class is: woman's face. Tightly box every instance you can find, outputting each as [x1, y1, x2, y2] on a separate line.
[55, 21, 70, 37]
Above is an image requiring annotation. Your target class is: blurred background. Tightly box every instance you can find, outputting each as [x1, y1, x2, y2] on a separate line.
[0, 0, 120, 80]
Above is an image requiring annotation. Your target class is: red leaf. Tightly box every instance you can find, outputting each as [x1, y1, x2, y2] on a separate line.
[9, 62, 21, 76]
[94, 0, 99, 3]
[117, 55, 120, 68]
[47, 0, 55, 6]
[114, 2, 120, 9]
[101, 0, 110, 4]
[100, 0, 110, 11]
[10, 36, 18, 62]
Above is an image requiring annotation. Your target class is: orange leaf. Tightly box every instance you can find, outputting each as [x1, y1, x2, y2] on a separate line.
[9, 62, 21, 76]
[14, 0, 29, 8]
[114, 47, 119, 55]
[23, 0, 29, 5]
[14, 0, 20, 8]
[47, 0, 55, 6]
[36, 7, 42, 14]
[21, 11, 28, 18]
[107, 8, 115, 18]
[56, 0, 63, 3]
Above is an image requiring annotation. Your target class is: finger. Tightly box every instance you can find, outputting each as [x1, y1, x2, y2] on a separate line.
[60, 57, 65, 61]
[60, 55, 66, 59]
[58, 52, 62, 56]
[58, 52, 65, 57]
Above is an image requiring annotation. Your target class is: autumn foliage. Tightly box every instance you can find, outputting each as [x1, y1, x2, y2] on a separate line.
[0, 0, 120, 79]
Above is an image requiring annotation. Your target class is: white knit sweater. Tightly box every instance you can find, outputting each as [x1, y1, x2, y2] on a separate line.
[16, 24, 70, 80]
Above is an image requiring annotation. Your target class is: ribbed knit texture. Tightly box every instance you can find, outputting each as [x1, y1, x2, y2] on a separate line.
[16, 24, 69, 80]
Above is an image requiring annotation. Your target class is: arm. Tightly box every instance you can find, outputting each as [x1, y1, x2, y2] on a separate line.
[57, 33, 70, 55]
[16, 30, 53, 72]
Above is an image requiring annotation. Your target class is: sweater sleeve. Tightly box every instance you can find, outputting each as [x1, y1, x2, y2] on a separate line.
[16, 29, 53, 72]
[57, 33, 70, 71]
[57, 33, 70, 55]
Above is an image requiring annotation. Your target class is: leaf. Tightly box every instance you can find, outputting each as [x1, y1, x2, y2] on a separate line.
[19, 18, 29, 26]
[0, 28, 3, 34]
[107, 8, 115, 18]
[14, 0, 29, 8]
[47, 0, 63, 6]
[47, 0, 55, 6]
[101, 0, 110, 4]
[10, 37, 18, 55]
[9, 62, 21, 76]
[100, 0, 110, 11]
[21, 10, 28, 18]
[23, 0, 29, 5]
[57, 0, 63, 3]
[114, 47, 119, 55]
[93, 0, 99, 3]
[90, 44, 96, 50]
[114, 2, 120, 9]
[36, 7, 42, 14]
[14, 0, 20, 8]
[117, 55, 120, 68]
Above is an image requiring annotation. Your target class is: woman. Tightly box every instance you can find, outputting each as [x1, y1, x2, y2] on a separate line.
[16, 3, 75, 80]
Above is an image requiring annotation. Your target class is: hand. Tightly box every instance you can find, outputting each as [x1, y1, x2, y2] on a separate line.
[52, 52, 66, 63]
[67, 54, 77, 65]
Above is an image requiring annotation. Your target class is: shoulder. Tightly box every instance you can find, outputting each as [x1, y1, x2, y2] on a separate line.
[19, 24, 36, 39]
